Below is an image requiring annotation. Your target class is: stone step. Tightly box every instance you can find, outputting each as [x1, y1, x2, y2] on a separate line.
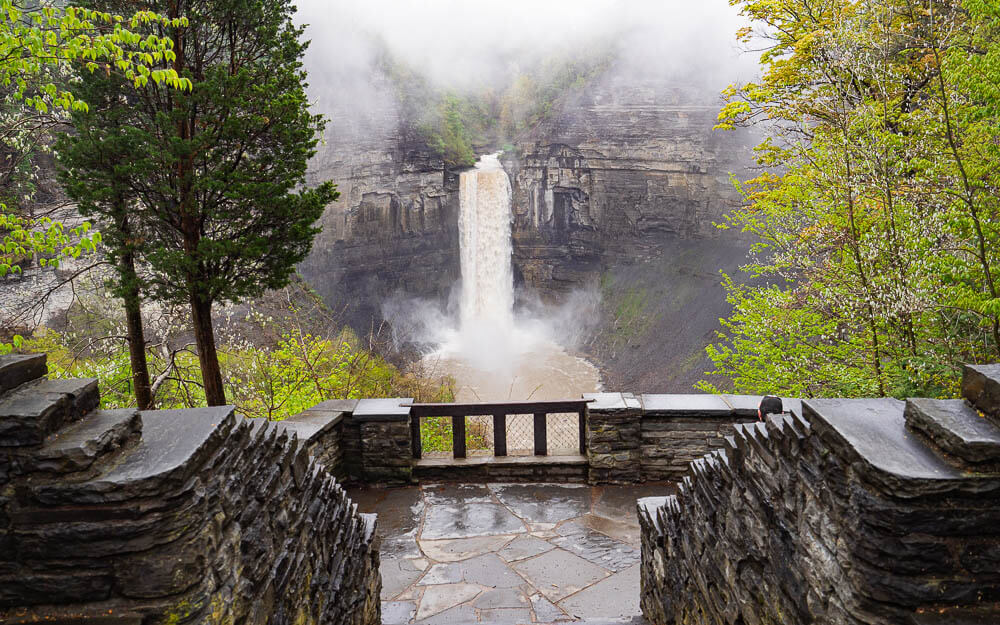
[29, 405, 236, 505]
[0, 353, 47, 396]
[2, 408, 141, 484]
[803, 398, 985, 498]
[0, 377, 99, 447]
[963, 364, 1000, 420]
[905, 398, 1000, 466]
[33, 408, 142, 476]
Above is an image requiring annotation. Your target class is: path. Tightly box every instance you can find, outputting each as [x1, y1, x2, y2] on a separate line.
[349, 483, 675, 624]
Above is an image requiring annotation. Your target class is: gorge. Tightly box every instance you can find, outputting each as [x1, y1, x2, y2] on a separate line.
[297, 65, 757, 394]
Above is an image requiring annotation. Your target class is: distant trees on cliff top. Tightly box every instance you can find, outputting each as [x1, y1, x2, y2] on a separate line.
[376, 45, 613, 169]
[701, 0, 1000, 398]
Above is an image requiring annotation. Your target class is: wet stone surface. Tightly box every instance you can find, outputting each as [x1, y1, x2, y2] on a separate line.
[349, 482, 672, 624]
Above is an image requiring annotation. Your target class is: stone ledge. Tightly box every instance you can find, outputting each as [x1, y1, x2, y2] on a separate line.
[31, 406, 236, 504]
[640, 393, 730, 417]
[352, 398, 412, 422]
[0, 377, 100, 447]
[906, 398, 1000, 465]
[964, 364, 1000, 419]
[805, 398, 1000, 497]
[413, 454, 589, 483]
[584, 392, 641, 412]
[0, 354, 47, 396]
[415, 454, 588, 468]
[280, 409, 345, 442]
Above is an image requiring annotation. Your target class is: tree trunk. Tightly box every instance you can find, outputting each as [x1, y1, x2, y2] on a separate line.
[121, 251, 153, 410]
[190, 292, 226, 406]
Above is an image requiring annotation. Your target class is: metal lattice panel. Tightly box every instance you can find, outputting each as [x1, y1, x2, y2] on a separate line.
[546, 412, 580, 454]
[506, 414, 534, 455]
[466, 415, 494, 456]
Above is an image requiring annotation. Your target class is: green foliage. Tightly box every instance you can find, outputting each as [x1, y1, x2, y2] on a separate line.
[56, 0, 341, 405]
[85, 0, 340, 306]
[418, 416, 490, 454]
[424, 94, 477, 168]
[21, 309, 455, 420]
[0, 1, 187, 280]
[420, 417, 453, 453]
[703, 0, 1000, 398]
[0, 1, 191, 361]
[0, 0, 189, 113]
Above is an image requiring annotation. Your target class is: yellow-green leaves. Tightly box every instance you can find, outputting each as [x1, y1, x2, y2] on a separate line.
[703, 0, 1000, 398]
[0, 1, 192, 278]
[0, 0, 190, 115]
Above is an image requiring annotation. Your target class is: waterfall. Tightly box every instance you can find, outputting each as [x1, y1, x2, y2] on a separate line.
[458, 153, 514, 328]
[409, 151, 601, 403]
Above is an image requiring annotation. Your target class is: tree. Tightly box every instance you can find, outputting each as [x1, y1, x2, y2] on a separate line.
[0, 0, 188, 278]
[65, 0, 337, 406]
[701, 0, 1000, 398]
[0, 0, 188, 360]
[55, 76, 156, 408]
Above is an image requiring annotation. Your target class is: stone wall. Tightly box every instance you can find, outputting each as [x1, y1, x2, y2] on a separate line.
[413, 455, 589, 483]
[585, 392, 765, 484]
[0, 354, 381, 625]
[278, 393, 770, 486]
[638, 365, 1000, 625]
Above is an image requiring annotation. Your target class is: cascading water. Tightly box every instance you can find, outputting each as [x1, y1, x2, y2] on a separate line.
[419, 152, 601, 410]
[458, 153, 514, 328]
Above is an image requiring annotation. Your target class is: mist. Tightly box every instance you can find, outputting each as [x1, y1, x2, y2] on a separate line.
[294, 0, 758, 143]
[296, 0, 754, 85]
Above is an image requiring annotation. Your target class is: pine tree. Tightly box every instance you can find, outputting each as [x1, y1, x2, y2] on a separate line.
[61, 0, 338, 406]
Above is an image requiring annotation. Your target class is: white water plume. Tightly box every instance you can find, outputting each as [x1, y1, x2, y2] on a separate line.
[381, 153, 601, 401]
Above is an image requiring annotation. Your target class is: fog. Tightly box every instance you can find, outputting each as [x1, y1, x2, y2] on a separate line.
[296, 0, 754, 86]
[294, 0, 758, 142]
[290, 0, 759, 401]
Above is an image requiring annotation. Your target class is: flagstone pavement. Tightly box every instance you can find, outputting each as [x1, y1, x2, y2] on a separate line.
[349, 482, 676, 624]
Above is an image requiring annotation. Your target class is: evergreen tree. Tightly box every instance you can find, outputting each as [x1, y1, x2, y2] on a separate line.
[62, 0, 338, 405]
[55, 81, 155, 409]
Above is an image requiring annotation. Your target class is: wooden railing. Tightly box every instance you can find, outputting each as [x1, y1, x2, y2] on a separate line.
[405, 399, 592, 459]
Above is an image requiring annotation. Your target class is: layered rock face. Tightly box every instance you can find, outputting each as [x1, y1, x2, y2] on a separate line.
[301, 66, 756, 390]
[638, 365, 1000, 624]
[505, 71, 754, 291]
[299, 77, 462, 330]
[0, 354, 380, 625]
[505, 70, 756, 390]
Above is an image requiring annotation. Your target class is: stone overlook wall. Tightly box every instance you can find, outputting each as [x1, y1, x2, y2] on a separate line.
[0, 354, 380, 625]
[275, 391, 766, 486]
[585, 392, 765, 484]
[638, 365, 1000, 625]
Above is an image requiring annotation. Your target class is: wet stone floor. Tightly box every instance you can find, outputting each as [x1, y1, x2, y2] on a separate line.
[349, 483, 675, 625]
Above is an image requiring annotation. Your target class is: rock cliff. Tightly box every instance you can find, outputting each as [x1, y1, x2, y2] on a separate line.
[299, 65, 756, 391]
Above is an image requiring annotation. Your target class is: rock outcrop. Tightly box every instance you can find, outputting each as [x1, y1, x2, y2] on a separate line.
[505, 72, 754, 291]
[299, 74, 462, 330]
